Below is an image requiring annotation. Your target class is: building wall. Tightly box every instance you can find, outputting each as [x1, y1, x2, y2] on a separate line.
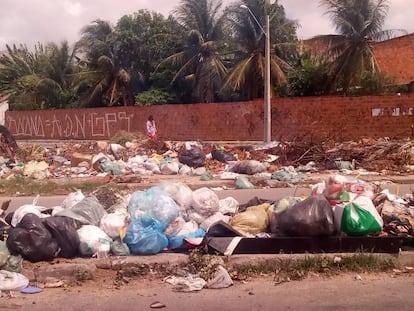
[373, 33, 414, 85]
[304, 33, 414, 85]
[5, 94, 414, 142]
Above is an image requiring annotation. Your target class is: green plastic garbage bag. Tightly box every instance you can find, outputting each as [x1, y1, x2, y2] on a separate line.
[333, 192, 383, 236]
[0, 241, 23, 273]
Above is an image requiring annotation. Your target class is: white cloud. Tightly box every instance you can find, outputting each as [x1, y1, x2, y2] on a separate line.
[62, 1, 84, 16]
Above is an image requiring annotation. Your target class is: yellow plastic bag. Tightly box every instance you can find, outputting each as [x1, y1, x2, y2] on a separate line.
[230, 203, 270, 234]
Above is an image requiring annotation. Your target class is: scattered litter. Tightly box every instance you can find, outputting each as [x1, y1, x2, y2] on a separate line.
[21, 287, 43, 294]
[164, 274, 206, 292]
[150, 302, 166, 309]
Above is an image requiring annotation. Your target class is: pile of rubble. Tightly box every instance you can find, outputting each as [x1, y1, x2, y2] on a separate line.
[1, 134, 414, 187]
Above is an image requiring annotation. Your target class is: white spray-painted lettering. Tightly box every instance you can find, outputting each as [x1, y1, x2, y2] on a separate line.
[6, 111, 132, 138]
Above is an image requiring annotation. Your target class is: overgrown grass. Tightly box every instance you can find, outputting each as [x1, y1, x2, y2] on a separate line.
[187, 247, 221, 281]
[187, 248, 399, 283]
[0, 175, 126, 196]
[109, 130, 145, 145]
[114, 264, 151, 288]
[229, 252, 400, 282]
[109, 250, 400, 288]
[113, 262, 181, 289]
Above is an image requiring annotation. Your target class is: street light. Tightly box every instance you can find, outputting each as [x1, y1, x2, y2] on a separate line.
[241, 2, 271, 143]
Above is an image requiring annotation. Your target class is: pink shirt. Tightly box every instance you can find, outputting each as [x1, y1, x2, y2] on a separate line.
[146, 120, 157, 136]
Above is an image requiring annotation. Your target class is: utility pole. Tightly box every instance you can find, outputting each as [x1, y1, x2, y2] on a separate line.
[264, 3, 271, 144]
[241, 1, 272, 143]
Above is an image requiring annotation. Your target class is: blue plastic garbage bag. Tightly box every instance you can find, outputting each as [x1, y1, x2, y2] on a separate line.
[168, 228, 206, 249]
[128, 186, 179, 227]
[124, 216, 168, 255]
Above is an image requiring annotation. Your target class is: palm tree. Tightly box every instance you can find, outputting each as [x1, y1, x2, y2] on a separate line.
[317, 0, 405, 94]
[157, 0, 227, 103]
[0, 42, 81, 110]
[222, 0, 298, 100]
[76, 20, 133, 107]
[85, 55, 133, 107]
[76, 19, 115, 66]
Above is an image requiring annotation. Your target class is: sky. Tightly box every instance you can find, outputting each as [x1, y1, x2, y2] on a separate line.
[0, 0, 412, 50]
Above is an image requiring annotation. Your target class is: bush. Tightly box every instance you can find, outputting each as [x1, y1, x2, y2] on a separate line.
[135, 88, 176, 106]
[109, 130, 145, 145]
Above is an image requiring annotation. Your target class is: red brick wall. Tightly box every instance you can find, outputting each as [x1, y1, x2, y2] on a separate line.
[373, 33, 414, 85]
[304, 33, 414, 85]
[5, 94, 414, 142]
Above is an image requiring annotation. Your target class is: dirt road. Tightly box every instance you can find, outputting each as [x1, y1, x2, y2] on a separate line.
[2, 273, 413, 311]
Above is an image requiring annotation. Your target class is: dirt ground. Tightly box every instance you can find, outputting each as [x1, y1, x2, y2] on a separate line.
[2, 271, 413, 311]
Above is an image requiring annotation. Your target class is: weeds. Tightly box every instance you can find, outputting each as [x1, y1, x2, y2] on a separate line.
[109, 131, 144, 145]
[75, 267, 91, 283]
[0, 175, 126, 196]
[187, 247, 220, 281]
[229, 253, 400, 282]
[114, 264, 151, 287]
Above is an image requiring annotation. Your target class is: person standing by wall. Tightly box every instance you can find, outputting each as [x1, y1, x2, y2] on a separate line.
[146, 115, 157, 139]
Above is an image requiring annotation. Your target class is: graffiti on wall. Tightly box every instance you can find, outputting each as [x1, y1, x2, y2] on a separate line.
[6, 111, 133, 138]
[372, 107, 414, 117]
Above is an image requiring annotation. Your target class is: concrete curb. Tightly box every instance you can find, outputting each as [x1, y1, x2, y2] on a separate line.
[22, 251, 414, 284]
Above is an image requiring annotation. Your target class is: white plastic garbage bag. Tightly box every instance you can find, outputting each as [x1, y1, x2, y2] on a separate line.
[159, 182, 193, 210]
[191, 187, 220, 217]
[187, 209, 206, 224]
[99, 211, 129, 238]
[164, 216, 186, 238]
[179, 165, 192, 175]
[332, 192, 383, 236]
[0, 270, 28, 291]
[11, 196, 49, 227]
[128, 187, 179, 226]
[77, 225, 112, 257]
[144, 158, 161, 174]
[160, 161, 179, 175]
[61, 190, 85, 209]
[205, 266, 233, 289]
[219, 197, 239, 215]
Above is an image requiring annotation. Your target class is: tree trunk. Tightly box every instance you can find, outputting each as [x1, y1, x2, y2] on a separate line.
[0, 125, 19, 158]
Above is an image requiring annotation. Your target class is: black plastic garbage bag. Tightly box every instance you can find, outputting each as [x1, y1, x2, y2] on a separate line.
[230, 160, 267, 175]
[211, 150, 237, 162]
[6, 214, 59, 262]
[269, 195, 335, 236]
[43, 216, 80, 258]
[239, 197, 274, 213]
[178, 147, 206, 168]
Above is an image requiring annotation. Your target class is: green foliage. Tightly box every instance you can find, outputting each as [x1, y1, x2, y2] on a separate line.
[288, 51, 330, 96]
[222, 0, 299, 100]
[346, 70, 397, 95]
[230, 253, 399, 281]
[158, 0, 228, 103]
[318, 0, 405, 94]
[0, 42, 83, 110]
[109, 130, 144, 145]
[76, 21, 135, 107]
[135, 88, 177, 106]
[114, 10, 183, 93]
[2, 0, 407, 109]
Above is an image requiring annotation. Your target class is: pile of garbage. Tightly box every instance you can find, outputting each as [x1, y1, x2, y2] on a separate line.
[0, 174, 413, 266]
[2, 136, 414, 185]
